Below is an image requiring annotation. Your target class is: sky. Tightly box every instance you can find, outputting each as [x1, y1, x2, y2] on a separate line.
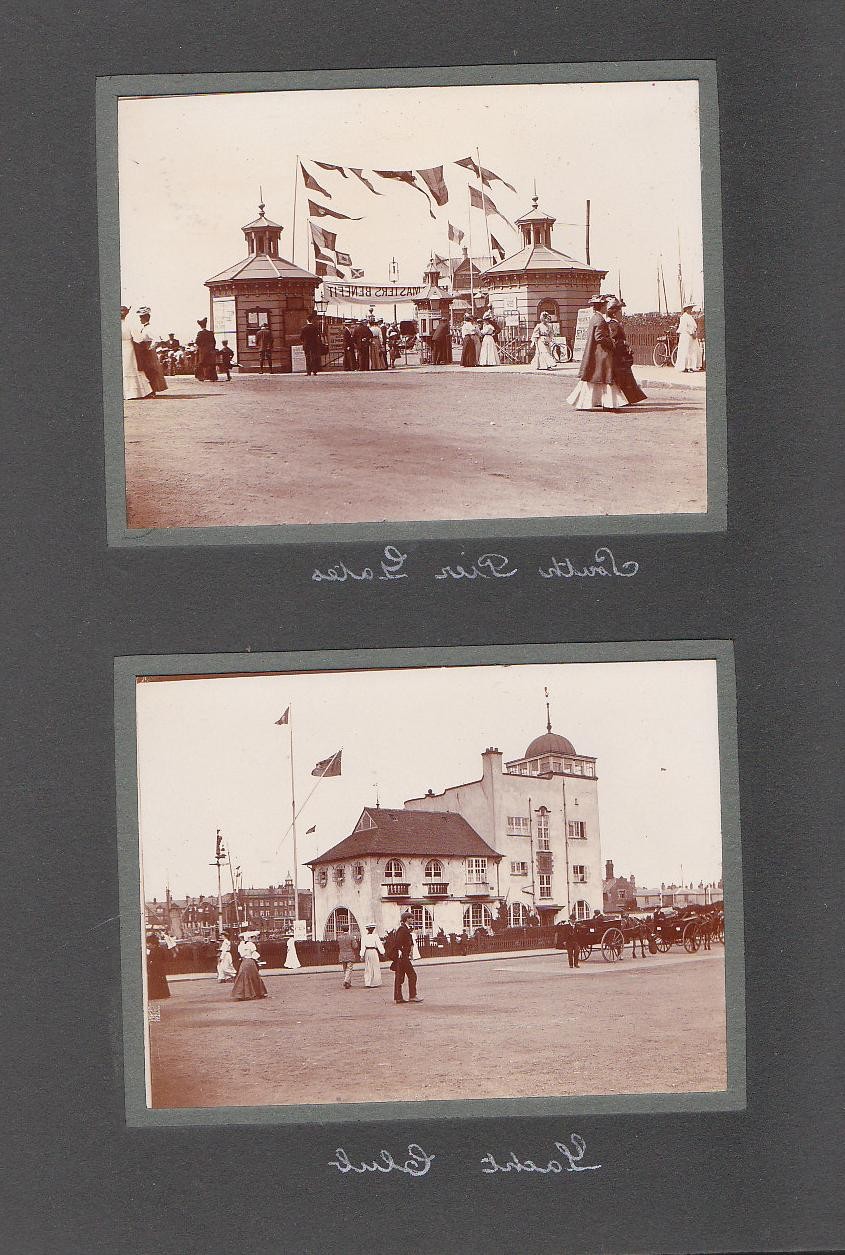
[118, 80, 704, 341]
[136, 660, 723, 903]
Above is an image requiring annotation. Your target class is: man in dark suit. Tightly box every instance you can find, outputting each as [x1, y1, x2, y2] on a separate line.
[430, 318, 452, 364]
[299, 313, 323, 376]
[256, 324, 274, 373]
[342, 321, 357, 370]
[353, 319, 372, 370]
[393, 909, 423, 1004]
[563, 914, 580, 968]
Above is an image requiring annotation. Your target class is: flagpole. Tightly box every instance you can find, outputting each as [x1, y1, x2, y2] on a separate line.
[289, 706, 299, 923]
[292, 155, 299, 268]
[273, 748, 342, 856]
[476, 148, 493, 264]
[226, 849, 240, 928]
[467, 187, 475, 314]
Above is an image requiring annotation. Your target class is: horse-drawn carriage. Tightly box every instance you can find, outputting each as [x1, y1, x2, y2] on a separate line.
[651, 905, 723, 953]
[571, 913, 637, 962]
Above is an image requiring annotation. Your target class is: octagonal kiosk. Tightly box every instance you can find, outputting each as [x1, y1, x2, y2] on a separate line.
[412, 258, 454, 363]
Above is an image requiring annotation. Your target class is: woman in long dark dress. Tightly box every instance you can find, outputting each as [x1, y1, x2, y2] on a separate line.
[460, 317, 480, 366]
[605, 297, 647, 405]
[146, 933, 171, 1000]
[232, 935, 268, 1001]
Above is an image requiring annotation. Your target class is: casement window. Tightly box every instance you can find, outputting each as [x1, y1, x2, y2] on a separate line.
[507, 816, 530, 835]
[574, 899, 590, 920]
[567, 820, 587, 840]
[333, 866, 345, 885]
[509, 902, 530, 926]
[538, 874, 552, 899]
[424, 859, 444, 880]
[572, 864, 588, 883]
[510, 860, 528, 876]
[466, 857, 488, 884]
[384, 859, 404, 879]
[463, 904, 493, 930]
[536, 813, 550, 851]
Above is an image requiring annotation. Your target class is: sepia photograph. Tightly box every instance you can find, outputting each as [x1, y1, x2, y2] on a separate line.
[122, 651, 740, 1117]
[102, 66, 723, 538]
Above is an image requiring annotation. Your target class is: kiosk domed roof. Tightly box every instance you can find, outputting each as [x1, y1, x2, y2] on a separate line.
[524, 730, 576, 758]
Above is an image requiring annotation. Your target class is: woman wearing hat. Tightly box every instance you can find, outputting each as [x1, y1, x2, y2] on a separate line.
[194, 318, 219, 382]
[216, 934, 236, 983]
[675, 303, 702, 372]
[530, 310, 557, 371]
[146, 932, 171, 1000]
[566, 296, 627, 410]
[231, 931, 268, 1001]
[120, 306, 152, 400]
[460, 315, 481, 367]
[605, 297, 647, 405]
[361, 923, 385, 987]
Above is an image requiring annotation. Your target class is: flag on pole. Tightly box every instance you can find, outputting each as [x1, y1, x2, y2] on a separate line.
[309, 222, 337, 253]
[308, 199, 362, 221]
[350, 168, 382, 194]
[448, 222, 465, 245]
[416, 165, 449, 206]
[351, 268, 365, 278]
[373, 170, 436, 218]
[275, 707, 290, 725]
[314, 161, 348, 177]
[306, 824, 316, 834]
[315, 260, 345, 279]
[311, 750, 342, 777]
[455, 156, 517, 193]
[490, 233, 506, 260]
[300, 163, 332, 198]
[469, 185, 514, 227]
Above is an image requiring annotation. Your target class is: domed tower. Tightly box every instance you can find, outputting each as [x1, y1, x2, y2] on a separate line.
[504, 691, 595, 779]
[205, 200, 319, 373]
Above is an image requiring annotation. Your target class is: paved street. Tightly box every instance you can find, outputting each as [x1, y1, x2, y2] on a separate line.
[148, 949, 726, 1109]
[124, 368, 707, 527]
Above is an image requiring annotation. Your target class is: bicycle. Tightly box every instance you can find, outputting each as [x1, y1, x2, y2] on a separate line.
[652, 332, 679, 367]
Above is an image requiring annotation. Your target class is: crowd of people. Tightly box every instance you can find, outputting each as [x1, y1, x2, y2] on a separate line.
[341, 317, 407, 371]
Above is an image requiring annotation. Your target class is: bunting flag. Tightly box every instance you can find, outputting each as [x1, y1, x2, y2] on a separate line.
[373, 170, 436, 218]
[313, 245, 334, 263]
[309, 222, 337, 253]
[351, 268, 365, 279]
[350, 167, 382, 194]
[314, 161, 348, 177]
[469, 185, 514, 226]
[416, 165, 449, 206]
[275, 707, 290, 725]
[300, 163, 331, 198]
[315, 260, 345, 279]
[308, 199, 362, 221]
[305, 824, 316, 834]
[311, 749, 342, 777]
[455, 156, 517, 193]
[490, 233, 506, 260]
[448, 221, 465, 245]
[336, 250, 352, 267]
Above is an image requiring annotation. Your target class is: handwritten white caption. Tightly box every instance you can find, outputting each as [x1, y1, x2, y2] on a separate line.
[328, 1134, 601, 1178]
[311, 545, 638, 584]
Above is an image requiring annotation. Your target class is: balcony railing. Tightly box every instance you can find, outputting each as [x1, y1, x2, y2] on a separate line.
[382, 882, 411, 897]
[425, 882, 449, 897]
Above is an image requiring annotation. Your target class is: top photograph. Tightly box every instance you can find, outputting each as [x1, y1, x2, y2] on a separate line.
[98, 63, 725, 544]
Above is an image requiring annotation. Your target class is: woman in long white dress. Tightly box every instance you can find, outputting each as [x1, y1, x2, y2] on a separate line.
[362, 923, 385, 987]
[283, 935, 301, 969]
[530, 311, 557, 370]
[216, 935, 236, 982]
[675, 304, 703, 372]
[478, 318, 501, 366]
[121, 306, 151, 400]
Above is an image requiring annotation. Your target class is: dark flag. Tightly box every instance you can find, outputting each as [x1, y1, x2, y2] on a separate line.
[455, 156, 517, 194]
[315, 260, 345, 279]
[308, 199, 362, 221]
[275, 707, 290, 725]
[336, 250, 352, 267]
[490, 233, 506, 260]
[311, 750, 342, 777]
[305, 824, 316, 834]
[215, 828, 225, 859]
[314, 161, 348, 177]
[448, 221, 465, 245]
[300, 163, 331, 199]
[350, 168, 382, 195]
[416, 165, 449, 206]
[309, 222, 337, 253]
[469, 185, 514, 226]
[373, 170, 436, 218]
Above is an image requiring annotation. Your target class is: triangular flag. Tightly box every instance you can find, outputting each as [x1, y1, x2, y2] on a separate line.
[314, 161, 348, 178]
[315, 260, 345, 279]
[373, 171, 436, 219]
[448, 221, 465, 245]
[275, 707, 290, 725]
[469, 186, 513, 225]
[300, 163, 331, 199]
[350, 168, 382, 194]
[490, 233, 506, 260]
[305, 824, 316, 834]
[480, 165, 517, 194]
[311, 750, 342, 777]
[416, 165, 449, 207]
[455, 156, 480, 178]
[308, 199, 361, 221]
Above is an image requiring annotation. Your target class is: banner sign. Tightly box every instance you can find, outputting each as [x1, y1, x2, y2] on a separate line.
[323, 282, 424, 303]
[573, 307, 593, 362]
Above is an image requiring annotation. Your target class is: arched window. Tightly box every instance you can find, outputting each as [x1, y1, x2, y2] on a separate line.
[352, 862, 365, 883]
[316, 868, 328, 887]
[333, 866, 345, 885]
[574, 899, 591, 921]
[424, 859, 444, 880]
[463, 904, 494, 932]
[509, 901, 530, 927]
[324, 907, 361, 942]
[384, 859, 404, 879]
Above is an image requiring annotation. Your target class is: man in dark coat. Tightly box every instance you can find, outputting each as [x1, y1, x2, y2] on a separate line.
[218, 340, 234, 381]
[393, 909, 422, 1004]
[256, 324, 274, 373]
[353, 319, 372, 371]
[342, 321, 357, 370]
[562, 915, 580, 968]
[430, 318, 452, 364]
[299, 313, 323, 376]
[194, 318, 218, 381]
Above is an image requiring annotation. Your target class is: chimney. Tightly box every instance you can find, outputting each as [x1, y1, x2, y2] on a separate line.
[605, 859, 614, 881]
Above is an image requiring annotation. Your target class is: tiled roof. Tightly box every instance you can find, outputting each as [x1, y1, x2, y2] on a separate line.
[206, 254, 319, 285]
[483, 244, 605, 277]
[306, 808, 500, 865]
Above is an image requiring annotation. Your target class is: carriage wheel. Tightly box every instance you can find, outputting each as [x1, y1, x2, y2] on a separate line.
[683, 923, 701, 953]
[652, 340, 670, 367]
[670, 345, 679, 366]
[579, 945, 592, 961]
[601, 927, 625, 962]
[655, 936, 671, 953]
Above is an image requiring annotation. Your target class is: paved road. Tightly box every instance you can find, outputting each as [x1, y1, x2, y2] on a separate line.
[147, 949, 726, 1109]
[124, 369, 707, 528]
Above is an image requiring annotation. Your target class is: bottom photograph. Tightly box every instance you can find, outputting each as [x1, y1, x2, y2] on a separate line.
[116, 645, 742, 1121]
